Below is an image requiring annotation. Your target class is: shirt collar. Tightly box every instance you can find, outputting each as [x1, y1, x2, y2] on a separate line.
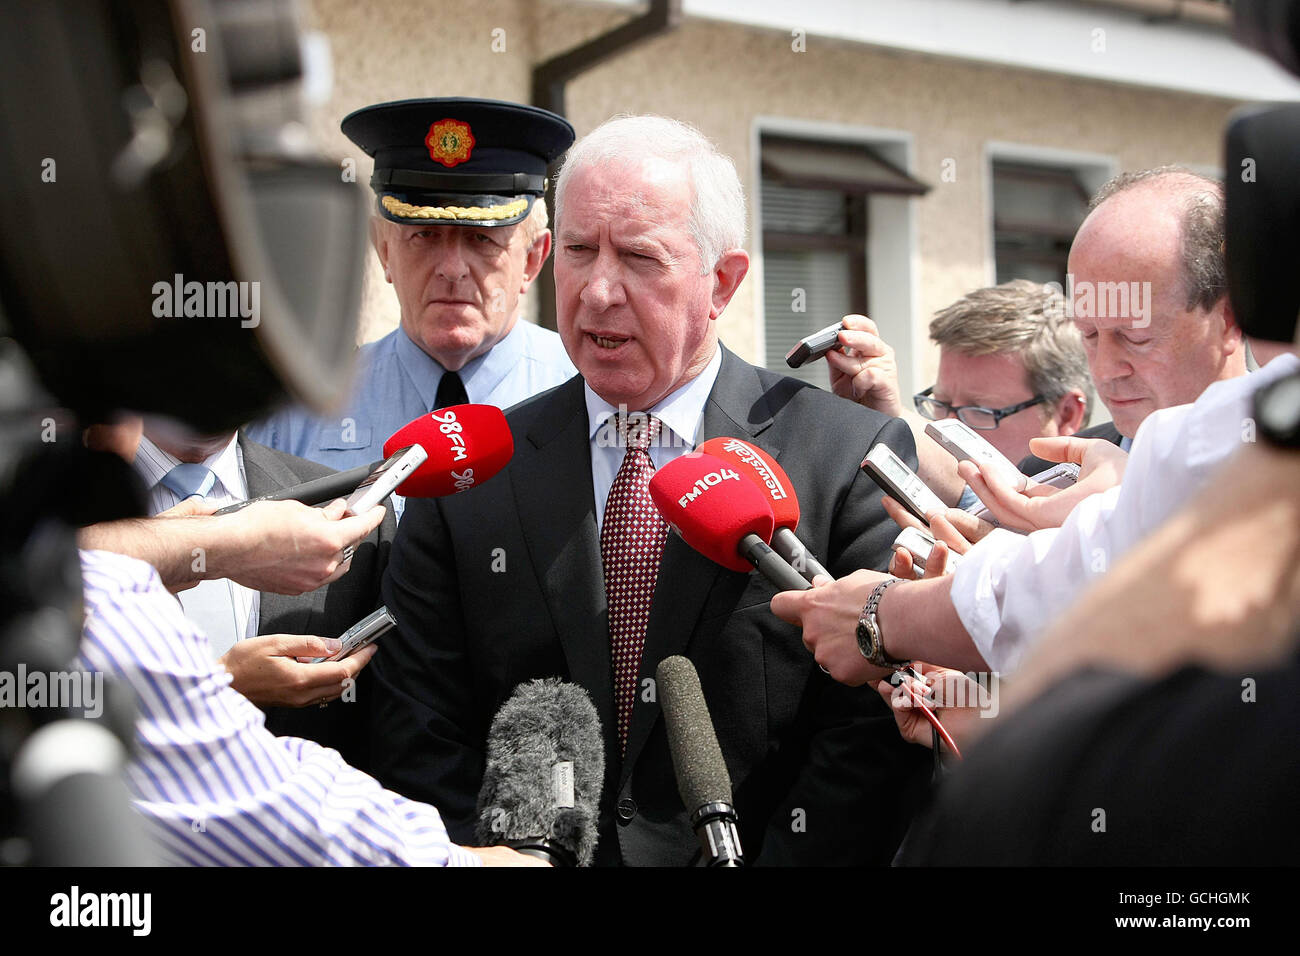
[584, 344, 723, 448]
[395, 319, 529, 411]
[135, 432, 242, 496]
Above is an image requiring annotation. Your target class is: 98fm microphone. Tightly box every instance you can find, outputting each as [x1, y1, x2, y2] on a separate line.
[216, 404, 514, 513]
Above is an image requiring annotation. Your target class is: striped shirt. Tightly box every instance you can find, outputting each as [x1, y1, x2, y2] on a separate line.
[77, 548, 479, 867]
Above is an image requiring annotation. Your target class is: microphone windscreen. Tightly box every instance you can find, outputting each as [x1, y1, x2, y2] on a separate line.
[656, 656, 733, 814]
[648, 452, 774, 572]
[697, 436, 800, 531]
[475, 678, 605, 866]
[383, 404, 514, 497]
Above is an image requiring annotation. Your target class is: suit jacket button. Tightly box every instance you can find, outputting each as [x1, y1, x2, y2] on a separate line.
[616, 798, 638, 823]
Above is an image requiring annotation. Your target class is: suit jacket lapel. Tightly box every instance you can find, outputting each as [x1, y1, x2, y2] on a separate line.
[238, 432, 325, 634]
[619, 347, 780, 785]
[509, 378, 617, 742]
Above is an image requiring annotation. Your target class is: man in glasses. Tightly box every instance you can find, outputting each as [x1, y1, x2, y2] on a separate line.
[913, 280, 1094, 466]
[827, 280, 1093, 503]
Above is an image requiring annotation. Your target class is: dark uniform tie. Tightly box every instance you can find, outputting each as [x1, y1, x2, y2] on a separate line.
[436, 370, 468, 409]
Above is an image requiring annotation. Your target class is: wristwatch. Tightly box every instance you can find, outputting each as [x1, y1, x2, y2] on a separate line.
[856, 577, 908, 668]
[1254, 369, 1300, 449]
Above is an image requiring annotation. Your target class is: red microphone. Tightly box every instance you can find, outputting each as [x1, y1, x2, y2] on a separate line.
[648, 453, 810, 591]
[215, 405, 514, 514]
[697, 437, 831, 583]
[383, 404, 514, 497]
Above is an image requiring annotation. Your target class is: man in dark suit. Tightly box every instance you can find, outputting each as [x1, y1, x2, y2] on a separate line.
[369, 116, 930, 866]
[241, 433, 394, 772]
[82, 419, 393, 771]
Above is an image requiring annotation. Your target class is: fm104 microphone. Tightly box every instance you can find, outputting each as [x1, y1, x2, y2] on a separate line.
[216, 404, 515, 514]
[656, 656, 743, 867]
[698, 437, 831, 582]
[648, 453, 810, 592]
[475, 678, 605, 867]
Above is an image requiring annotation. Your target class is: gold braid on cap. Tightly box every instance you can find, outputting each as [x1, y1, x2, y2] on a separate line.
[381, 195, 529, 221]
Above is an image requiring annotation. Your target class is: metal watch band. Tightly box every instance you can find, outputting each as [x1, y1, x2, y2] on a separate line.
[856, 577, 907, 667]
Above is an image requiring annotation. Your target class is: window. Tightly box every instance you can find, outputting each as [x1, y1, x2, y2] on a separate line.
[991, 161, 1091, 287]
[759, 135, 927, 389]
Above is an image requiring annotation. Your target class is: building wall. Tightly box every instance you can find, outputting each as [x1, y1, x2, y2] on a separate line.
[303, 0, 1239, 385]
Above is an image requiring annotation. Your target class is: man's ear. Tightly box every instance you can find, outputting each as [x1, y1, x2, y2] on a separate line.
[370, 217, 393, 278]
[709, 248, 750, 319]
[1054, 389, 1088, 436]
[520, 229, 552, 291]
[1218, 294, 1244, 357]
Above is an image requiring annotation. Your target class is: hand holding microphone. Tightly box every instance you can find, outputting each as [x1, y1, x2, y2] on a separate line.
[180, 404, 516, 595]
[217, 403, 516, 513]
[202, 495, 385, 595]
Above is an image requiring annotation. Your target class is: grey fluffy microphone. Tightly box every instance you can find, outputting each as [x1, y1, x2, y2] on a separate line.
[656, 656, 744, 867]
[475, 679, 605, 866]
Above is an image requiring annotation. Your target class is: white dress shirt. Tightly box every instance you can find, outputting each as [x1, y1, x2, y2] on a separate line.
[133, 434, 259, 657]
[585, 346, 723, 536]
[950, 353, 1300, 673]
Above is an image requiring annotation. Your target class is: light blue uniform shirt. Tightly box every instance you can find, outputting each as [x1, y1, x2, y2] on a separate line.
[247, 319, 576, 472]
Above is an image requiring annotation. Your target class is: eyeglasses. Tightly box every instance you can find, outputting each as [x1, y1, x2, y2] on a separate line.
[913, 387, 1046, 431]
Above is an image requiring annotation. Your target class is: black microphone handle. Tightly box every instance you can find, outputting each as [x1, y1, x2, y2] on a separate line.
[507, 837, 578, 867]
[738, 533, 812, 591]
[772, 527, 831, 582]
[213, 460, 380, 515]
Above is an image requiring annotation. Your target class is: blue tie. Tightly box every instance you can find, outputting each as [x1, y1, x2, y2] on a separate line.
[161, 463, 217, 500]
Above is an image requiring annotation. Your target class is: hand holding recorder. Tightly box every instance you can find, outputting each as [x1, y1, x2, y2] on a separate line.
[824, 314, 908, 418]
[219, 632, 378, 708]
[959, 434, 1128, 532]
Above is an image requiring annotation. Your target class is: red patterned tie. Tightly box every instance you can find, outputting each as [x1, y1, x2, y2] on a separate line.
[601, 414, 668, 753]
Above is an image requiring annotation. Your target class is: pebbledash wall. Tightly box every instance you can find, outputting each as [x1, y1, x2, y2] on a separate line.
[301, 0, 1241, 394]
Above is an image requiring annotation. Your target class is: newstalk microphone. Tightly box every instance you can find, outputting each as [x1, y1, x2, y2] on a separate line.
[216, 404, 514, 513]
[656, 656, 743, 867]
[697, 436, 831, 582]
[648, 453, 811, 591]
[475, 679, 605, 867]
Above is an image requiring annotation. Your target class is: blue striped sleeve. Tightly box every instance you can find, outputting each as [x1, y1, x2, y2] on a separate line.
[77, 550, 480, 867]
